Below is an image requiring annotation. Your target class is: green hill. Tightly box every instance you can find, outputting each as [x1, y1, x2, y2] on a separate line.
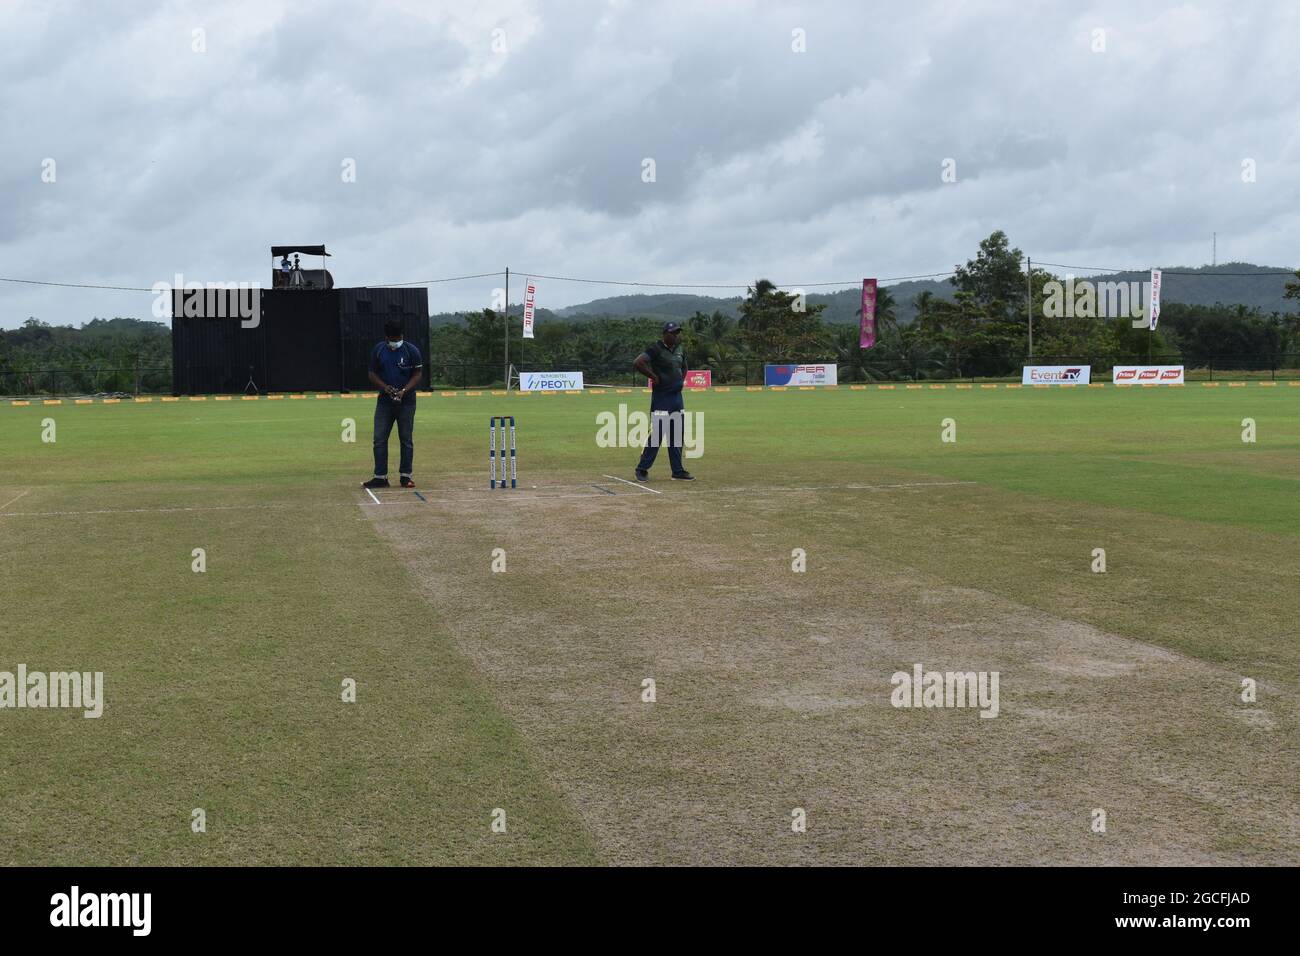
[431, 263, 1298, 328]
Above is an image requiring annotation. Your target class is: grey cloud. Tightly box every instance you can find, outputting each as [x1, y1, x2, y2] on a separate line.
[2, 0, 1299, 325]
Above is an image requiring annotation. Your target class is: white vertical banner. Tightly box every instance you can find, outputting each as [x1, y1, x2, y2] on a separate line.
[1149, 269, 1162, 330]
[522, 279, 537, 339]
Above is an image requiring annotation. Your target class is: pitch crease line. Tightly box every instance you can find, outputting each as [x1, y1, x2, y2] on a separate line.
[601, 474, 662, 495]
[0, 489, 29, 511]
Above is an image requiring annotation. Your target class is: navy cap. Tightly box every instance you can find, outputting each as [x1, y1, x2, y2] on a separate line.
[662, 321, 682, 333]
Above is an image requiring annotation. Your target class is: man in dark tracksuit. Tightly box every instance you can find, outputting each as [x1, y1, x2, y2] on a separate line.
[362, 319, 424, 489]
[633, 321, 695, 482]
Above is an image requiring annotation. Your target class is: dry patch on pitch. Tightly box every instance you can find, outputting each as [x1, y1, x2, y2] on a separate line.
[367, 478, 1299, 866]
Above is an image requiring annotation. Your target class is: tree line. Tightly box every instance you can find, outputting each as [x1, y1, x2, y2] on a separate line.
[5, 231, 1300, 393]
[435, 231, 1300, 383]
[0, 317, 172, 394]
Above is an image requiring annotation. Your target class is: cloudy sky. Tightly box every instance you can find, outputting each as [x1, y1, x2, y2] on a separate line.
[2, 0, 1298, 328]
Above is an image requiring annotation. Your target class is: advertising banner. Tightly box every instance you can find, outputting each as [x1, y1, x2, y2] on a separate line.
[520, 371, 583, 391]
[1022, 365, 1091, 385]
[764, 364, 838, 386]
[522, 280, 537, 339]
[648, 370, 712, 389]
[1148, 269, 1162, 330]
[1112, 365, 1184, 385]
[860, 278, 878, 349]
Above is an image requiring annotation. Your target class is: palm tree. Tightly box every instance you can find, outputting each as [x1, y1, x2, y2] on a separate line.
[888, 325, 948, 380]
[707, 341, 742, 383]
[913, 290, 935, 330]
[686, 309, 741, 379]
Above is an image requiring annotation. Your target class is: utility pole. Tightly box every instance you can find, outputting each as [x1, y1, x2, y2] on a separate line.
[1026, 256, 1033, 359]
[1212, 233, 1217, 267]
[503, 266, 510, 391]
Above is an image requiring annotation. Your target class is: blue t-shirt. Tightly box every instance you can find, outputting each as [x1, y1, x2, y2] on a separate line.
[370, 341, 423, 404]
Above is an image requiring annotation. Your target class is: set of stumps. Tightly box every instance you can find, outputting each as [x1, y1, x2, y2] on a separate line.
[488, 415, 517, 489]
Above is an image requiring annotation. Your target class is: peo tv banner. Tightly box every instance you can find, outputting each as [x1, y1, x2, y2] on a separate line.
[520, 371, 584, 391]
[764, 364, 838, 386]
[1112, 365, 1185, 385]
[1022, 365, 1091, 385]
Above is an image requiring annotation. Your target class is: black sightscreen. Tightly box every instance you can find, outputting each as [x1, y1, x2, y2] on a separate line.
[171, 287, 428, 394]
[339, 288, 430, 391]
[260, 290, 339, 392]
[171, 288, 266, 395]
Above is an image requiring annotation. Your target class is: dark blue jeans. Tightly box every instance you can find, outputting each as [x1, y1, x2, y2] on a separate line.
[373, 399, 415, 477]
[636, 395, 685, 475]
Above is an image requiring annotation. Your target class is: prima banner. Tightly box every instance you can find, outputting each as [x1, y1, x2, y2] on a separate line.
[1112, 365, 1184, 385]
[648, 370, 712, 388]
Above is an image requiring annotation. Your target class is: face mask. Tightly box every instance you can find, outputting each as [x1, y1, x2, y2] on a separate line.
[388, 339, 403, 350]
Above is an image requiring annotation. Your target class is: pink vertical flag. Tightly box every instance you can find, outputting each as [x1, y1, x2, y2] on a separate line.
[859, 278, 878, 348]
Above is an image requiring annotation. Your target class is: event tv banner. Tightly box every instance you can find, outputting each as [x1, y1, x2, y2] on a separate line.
[1112, 365, 1185, 385]
[764, 364, 838, 386]
[1022, 365, 1092, 385]
[519, 371, 584, 391]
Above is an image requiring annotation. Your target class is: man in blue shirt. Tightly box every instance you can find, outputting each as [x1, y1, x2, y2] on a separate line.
[362, 319, 424, 489]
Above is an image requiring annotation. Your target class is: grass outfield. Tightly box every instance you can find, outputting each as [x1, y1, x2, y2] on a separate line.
[1, 386, 1297, 865]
